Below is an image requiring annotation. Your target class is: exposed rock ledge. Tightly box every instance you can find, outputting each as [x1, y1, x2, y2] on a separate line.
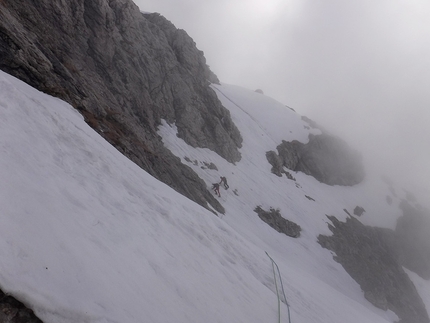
[267, 133, 365, 186]
[318, 215, 429, 323]
[0, 290, 42, 323]
[254, 206, 301, 238]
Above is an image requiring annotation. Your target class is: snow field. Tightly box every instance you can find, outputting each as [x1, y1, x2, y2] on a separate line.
[0, 71, 420, 323]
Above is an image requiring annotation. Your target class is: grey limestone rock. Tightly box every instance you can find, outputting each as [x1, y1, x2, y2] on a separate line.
[394, 201, 430, 280]
[266, 150, 284, 177]
[318, 215, 429, 323]
[0, 0, 243, 213]
[353, 206, 366, 216]
[267, 133, 365, 186]
[0, 290, 42, 323]
[254, 206, 301, 238]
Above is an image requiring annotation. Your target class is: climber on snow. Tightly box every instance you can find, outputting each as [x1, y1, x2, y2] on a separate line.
[212, 183, 221, 197]
[219, 176, 229, 190]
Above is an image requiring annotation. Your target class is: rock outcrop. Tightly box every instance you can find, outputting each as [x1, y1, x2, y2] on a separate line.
[393, 201, 430, 280]
[0, 0, 243, 213]
[267, 133, 365, 186]
[254, 206, 301, 238]
[353, 206, 366, 216]
[0, 290, 42, 323]
[318, 215, 429, 323]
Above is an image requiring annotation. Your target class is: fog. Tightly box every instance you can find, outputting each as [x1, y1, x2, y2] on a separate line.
[134, 0, 430, 207]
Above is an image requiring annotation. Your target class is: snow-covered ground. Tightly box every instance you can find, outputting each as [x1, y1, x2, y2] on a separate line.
[0, 70, 428, 323]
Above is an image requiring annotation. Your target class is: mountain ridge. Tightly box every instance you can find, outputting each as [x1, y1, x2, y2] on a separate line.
[1, 0, 430, 322]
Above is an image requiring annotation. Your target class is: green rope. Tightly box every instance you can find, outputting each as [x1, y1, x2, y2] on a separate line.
[266, 252, 292, 323]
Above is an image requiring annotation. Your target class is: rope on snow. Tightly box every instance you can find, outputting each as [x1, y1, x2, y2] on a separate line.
[266, 251, 292, 323]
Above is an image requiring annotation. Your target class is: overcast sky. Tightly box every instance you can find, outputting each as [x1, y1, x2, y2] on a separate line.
[134, 0, 430, 204]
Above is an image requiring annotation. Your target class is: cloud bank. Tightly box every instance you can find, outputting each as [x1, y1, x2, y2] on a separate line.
[135, 0, 430, 206]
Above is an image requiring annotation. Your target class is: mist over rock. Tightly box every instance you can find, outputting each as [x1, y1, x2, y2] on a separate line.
[393, 201, 430, 280]
[267, 133, 365, 186]
[0, 0, 242, 213]
[318, 215, 429, 323]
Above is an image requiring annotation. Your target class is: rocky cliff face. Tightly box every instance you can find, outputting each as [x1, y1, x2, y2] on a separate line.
[0, 0, 242, 214]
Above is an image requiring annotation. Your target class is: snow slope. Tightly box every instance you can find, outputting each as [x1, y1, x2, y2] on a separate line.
[0, 70, 427, 323]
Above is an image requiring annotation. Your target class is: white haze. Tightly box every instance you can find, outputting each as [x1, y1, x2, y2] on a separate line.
[134, 0, 430, 208]
[1, 68, 429, 322]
